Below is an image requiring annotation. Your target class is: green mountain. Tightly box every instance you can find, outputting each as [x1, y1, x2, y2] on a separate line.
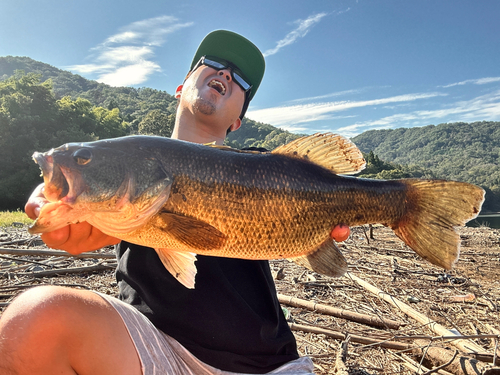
[352, 121, 500, 212]
[0, 56, 178, 131]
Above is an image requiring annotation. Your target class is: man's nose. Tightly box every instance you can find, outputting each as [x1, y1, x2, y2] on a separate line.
[218, 69, 232, 82]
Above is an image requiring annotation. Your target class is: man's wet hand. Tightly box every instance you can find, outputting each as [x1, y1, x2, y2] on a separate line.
[25, 184, 120, 255]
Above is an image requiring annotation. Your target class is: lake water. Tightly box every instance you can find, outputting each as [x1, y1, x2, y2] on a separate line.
[467, 214, 500, 229]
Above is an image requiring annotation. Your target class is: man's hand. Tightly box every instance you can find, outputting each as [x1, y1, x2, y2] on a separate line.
[25, 184, 120, 255]
[330, 224, 350, 242]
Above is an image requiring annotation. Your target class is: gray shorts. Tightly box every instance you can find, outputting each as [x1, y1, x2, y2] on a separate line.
[96, 292, 315, 375]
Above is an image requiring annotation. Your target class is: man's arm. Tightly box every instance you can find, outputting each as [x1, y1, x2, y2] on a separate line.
[25, 184, 120, 255]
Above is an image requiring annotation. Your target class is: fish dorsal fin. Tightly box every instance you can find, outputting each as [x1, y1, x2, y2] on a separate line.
[290, 238, 348, 277]
[155, 249, 197, 289]
[155, 212, 226, 250]
[206, 144, 267, 154]
[272, 133, 366, 175]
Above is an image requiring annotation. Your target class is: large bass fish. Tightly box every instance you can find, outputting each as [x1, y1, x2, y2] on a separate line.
[29, 133, 484, 288]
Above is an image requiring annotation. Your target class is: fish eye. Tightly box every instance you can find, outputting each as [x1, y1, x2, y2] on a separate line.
[73, 148, 93, 165]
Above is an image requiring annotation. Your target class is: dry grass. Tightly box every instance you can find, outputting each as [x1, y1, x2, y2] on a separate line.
[0, 210, 33, 227]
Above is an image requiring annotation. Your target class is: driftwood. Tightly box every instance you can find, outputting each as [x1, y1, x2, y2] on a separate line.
[278, 293, 404, 330]
[413, 339, 500, 375]
[347, 273, 490, 354]
[333, 335, 350, 374]
[398, 353, 454, 375]
[0, 248, 115, 258]
[288, 323, 411, 351]
[1, 263, 115, 279]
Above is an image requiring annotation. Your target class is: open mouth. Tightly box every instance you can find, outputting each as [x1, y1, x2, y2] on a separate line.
[33, 152, 72, 202]
[208, 79, 226, 95]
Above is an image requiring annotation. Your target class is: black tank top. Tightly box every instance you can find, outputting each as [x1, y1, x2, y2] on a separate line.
[115, 241, 299, 373]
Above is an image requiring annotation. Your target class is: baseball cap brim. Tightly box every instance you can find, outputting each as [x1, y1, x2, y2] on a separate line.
[190, 30, 265, 101]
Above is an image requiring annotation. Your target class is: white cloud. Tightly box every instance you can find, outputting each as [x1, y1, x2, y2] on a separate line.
[65, 15, 193, 87]
[441, 76, 500, 88]
[247, 92, 445, 127]
[264, 12, 327, 57]
[97, 61, 161, 87]
[338, 89, 500, 137]
[288, 88, 366, 103]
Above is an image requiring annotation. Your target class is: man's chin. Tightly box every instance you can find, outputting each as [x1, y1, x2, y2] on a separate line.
[193, 98, 216, 116]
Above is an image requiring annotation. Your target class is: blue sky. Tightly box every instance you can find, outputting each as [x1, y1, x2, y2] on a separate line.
[1, 0, 499, 137]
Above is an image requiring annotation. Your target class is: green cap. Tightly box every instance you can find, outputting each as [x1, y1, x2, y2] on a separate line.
[190, 30, 265, 101]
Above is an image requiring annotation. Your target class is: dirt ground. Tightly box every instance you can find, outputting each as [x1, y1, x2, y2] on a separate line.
[1, 224, 499, 374]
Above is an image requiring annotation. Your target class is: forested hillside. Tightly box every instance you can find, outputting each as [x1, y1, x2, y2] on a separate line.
[0, 56, 178, 131]
[352, 122, 500, 212]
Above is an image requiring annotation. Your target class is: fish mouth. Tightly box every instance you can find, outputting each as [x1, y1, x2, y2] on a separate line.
[207, 79, 226, 95]
[32, 151, 81, 204]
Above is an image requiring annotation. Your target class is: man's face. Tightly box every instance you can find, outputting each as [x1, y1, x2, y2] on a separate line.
[181, 63, 246, 127]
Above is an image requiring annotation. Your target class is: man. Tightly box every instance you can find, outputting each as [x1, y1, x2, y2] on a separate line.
[0, 30, 347, 374]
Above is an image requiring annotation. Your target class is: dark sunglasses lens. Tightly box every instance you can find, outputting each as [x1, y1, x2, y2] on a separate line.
[203, 57, 252, 92]
[232, 73, 251, 91]
[203, 58, 225, 70]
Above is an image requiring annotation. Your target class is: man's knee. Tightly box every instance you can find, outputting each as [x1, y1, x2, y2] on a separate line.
[0, 286, 91, 351]
[1, 285, 142, 375]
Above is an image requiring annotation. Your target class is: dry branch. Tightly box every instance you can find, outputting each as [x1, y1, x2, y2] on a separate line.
[347, 273, 489, 356]
[333, 335, 350, 374]
[397, 353, 454, 375]
[413, 339, 500, 374]
[288, 323, 411, 351]
[0, 248, 115, 259]
[278, 293, 404, 329]
[1, 264, 115, 278]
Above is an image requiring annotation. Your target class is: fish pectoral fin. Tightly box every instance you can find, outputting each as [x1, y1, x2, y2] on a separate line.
[156, 212, 226, 250]
[28, 201, 89, 234]
[290, 238, 347, 277]
[272, 133, 366, 175]
[155, 249, 197, 289]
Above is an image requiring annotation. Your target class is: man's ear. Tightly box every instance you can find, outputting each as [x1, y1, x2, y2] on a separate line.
[175, 85, 183, 99]
[229, 118, 242, 133]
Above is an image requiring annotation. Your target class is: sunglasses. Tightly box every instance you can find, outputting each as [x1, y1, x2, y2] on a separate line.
[192, 56, 252, 93]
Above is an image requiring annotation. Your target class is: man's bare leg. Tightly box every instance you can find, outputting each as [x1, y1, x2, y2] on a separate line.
[0, 285, 142, 375]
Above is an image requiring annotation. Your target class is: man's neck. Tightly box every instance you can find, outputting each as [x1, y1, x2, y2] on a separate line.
[172, 109, 227, 145]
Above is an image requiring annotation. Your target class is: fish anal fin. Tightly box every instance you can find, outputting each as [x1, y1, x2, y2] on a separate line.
[272, 133, 366, 175]
[290, 238, 347, 277]
[155, 212, 226, 250]
[393, 179, 485, 269]
[155, 249, 197, 289]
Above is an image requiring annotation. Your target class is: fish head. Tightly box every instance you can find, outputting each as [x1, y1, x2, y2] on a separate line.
[31, 136, 173, 234]
[33, 141, 131, 205]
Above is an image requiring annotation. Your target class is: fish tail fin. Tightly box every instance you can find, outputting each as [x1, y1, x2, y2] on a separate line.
[392, 179, 485, 269]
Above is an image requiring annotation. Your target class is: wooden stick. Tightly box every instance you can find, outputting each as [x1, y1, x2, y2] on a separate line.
[334, 334, 351, 375]
[413, 339, 497, 373]
[348, 273, 487, 356]
[278, 293, 404, 330]
[0, 264, 115, 278]
[397, 353, 454, 375]
[288, 323, 411, 351]
[0, 248, 115, 259]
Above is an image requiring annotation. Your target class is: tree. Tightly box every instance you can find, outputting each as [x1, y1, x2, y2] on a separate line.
[0, 72, 130, 210]
[138, 110, 175, 138]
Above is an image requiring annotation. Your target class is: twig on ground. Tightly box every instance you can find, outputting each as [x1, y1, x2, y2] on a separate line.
[278, 293, 404, 329]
